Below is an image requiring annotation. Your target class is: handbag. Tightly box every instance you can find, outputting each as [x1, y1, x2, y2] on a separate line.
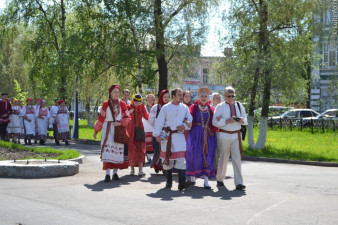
[134, 108, 145, 142]
[237, 102, 247, 141]
[110, 102, 129, 144]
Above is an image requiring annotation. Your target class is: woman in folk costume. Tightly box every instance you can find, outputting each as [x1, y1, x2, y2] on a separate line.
[143, 94, 155, 163]
[148, 89, 170, 173]
[35, 100, 50, 145]
[7, 99, 21, 143]
[186, 87, 217, 189]
[34, 98, 41, 144]
[183, 90, 193, 108]
[93, 84, 131, 182]
[55, 100, 70, 145]
[20, 98, 35, 145]
[127, 94, 149, 176]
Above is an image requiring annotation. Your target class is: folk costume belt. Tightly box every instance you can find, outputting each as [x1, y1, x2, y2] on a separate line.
[219, 129, 243, 159]
[163, 127, 179, 165]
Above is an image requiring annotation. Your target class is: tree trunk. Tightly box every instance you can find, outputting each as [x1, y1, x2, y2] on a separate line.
[256, 117, 268, 149]
[154, 0, 168, 96]
[247, 116, 256, 149]
[256, 0, 270, 150]
[86, 99, 94, 128]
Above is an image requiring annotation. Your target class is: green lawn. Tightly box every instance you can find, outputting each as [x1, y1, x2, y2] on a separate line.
[72, 120, 337, 163]
[0, 141, 81, 160]
[243, 128, 338, 162]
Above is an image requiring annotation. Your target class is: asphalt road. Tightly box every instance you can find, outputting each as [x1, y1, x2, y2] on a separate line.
[0, 141, 338, 225]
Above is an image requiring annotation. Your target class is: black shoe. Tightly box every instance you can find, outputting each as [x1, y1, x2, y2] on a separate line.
[55, 140, 60, 145]
[165, 170, 173, 188]
[112, 173, 120, 180]
[191, 182, 196, 186]
[217, 181, 225, 187]
[28, 139, 32, 145]
[24, 138, 28, 145]
[236, 184, 246, 191]
[104, 175, 110, 182]
[204, 185, 211, 190]
[65, 140, 70, 145]
[34, 140, 37, 144]
[178, 170, 192, 190]
[155, 169, 159, 174]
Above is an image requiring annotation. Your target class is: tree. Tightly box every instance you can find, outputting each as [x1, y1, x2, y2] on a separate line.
[225, 0, 320, 149]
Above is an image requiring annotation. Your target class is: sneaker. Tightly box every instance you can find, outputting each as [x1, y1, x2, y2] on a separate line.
[104, 175, 110, 182]
[138, 171, 145, 177]
[130, 170, 135, 176]
[112, 173, 120, 180]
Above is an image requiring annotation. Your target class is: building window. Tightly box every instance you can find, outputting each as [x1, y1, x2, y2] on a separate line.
[323, 44, 329, 67]
[329, 42, 336, 67]
[323, 43, 337, 67]
[202, 68, 208, 84]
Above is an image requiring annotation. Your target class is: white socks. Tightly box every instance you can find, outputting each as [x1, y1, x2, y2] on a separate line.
[191, 176, 196, 182]
[106, 169, 118, 175]
[106, 169, 111, 175]
[204, 175, 210, 187]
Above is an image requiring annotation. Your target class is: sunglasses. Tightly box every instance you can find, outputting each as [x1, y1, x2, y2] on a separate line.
[227, 95, 235, 98]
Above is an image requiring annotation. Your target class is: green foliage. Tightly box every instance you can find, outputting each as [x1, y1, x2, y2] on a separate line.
[13, 79, 28, 101]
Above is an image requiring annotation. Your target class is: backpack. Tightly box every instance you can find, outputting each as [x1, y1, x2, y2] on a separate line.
[237, 102, 247, 141]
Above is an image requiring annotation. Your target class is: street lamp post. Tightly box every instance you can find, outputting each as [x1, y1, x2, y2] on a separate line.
[57, 50, 80, 140]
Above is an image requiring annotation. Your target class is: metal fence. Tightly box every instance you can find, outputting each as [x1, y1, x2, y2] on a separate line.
[262, 118, 337, 133]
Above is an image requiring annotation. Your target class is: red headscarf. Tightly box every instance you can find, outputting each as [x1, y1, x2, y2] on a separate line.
[26, 98, 33, 103]
[58, 99, 65, 105]
[157, 89, 169, 106]
[35, 98, 41, 103]
[109, 84, 121, 95]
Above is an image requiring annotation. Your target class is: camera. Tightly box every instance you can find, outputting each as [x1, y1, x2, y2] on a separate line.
[233, 117, 240, 122]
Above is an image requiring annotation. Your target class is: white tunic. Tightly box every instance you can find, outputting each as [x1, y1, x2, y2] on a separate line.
[49, 105, 58, 125]
[212, 101, 248, 140]
[20, 105, 35, 136]
[35, 107, 50, 136]
[56, 106, 70, 133]
[153, 102, 193, 159]
[148, 104, 161, 127]
[7, 106, 21, 134]
[142, 105, 154, 133]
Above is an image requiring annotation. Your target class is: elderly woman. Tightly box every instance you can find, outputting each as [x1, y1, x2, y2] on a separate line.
[210, 93, 222, 108]
[186, 87, 217, 189]
[143, 94, 156, 163]
[94, 84, 131, 182]
[35, 100, 50, 145]
[148, 89, 170, 173]
[127, 94, 149, 176]
[20, 98, 35, 145]
[7, 99, 21, 143]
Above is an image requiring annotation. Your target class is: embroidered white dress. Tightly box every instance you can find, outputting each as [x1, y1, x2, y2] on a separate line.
[20, 105, 35, 136]
[7, 106, 21, 135]
[35, 107, 50, 139]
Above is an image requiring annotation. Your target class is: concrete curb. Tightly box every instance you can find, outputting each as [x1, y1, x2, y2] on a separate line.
[69, 155, 86, 164]
[243, 156, 338, 167]
[0, 160, 79, 178]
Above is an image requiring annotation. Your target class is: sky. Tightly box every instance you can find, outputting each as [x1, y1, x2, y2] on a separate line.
[0, 0, 229, 57]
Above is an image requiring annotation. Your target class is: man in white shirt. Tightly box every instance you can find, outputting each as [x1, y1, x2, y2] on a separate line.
[153, 88, 193, 190]
[212, 86, 248, 191]
[49, 99, 59, 145]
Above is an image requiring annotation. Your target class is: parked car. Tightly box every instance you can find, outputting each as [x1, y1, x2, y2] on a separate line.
[254, 106, 294, 123]
[302, 109, 337, 127]
[269, 109, 319, 121]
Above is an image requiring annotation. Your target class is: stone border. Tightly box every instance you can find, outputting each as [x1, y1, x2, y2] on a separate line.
[69, 155, 86, 164]
[243, 156, 338, 167]
[0, 159, 79, 178]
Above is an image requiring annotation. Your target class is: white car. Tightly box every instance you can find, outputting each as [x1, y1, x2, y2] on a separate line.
[302, 109, 337, 127]
[271, 109, 319, 120]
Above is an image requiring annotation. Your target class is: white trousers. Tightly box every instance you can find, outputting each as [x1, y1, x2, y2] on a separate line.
[163, 158, 186, 170]
[216, 138, 243, 185]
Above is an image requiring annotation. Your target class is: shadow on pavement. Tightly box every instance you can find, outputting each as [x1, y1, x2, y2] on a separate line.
[84, 175, 142, 191]
[146, 185, 246, 201]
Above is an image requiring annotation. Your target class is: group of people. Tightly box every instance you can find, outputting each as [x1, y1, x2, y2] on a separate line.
[0, 93, 70, 146]
[94, 85, 248, 191]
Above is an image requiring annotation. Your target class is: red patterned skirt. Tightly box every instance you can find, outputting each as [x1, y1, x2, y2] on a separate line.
[145, 132, 153, 153]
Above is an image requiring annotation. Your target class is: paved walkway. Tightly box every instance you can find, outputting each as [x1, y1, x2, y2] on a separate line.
[1, 140, 338, 225]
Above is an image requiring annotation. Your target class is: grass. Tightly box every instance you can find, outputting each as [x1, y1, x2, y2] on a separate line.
[243, 128, 338, 162]
[70, 119, 101, 141]
[71, 120, 337, 163]
[0, 141, 82, 161]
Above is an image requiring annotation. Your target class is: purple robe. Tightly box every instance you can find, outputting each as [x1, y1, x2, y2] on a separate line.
[186, 109, 216, 178]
